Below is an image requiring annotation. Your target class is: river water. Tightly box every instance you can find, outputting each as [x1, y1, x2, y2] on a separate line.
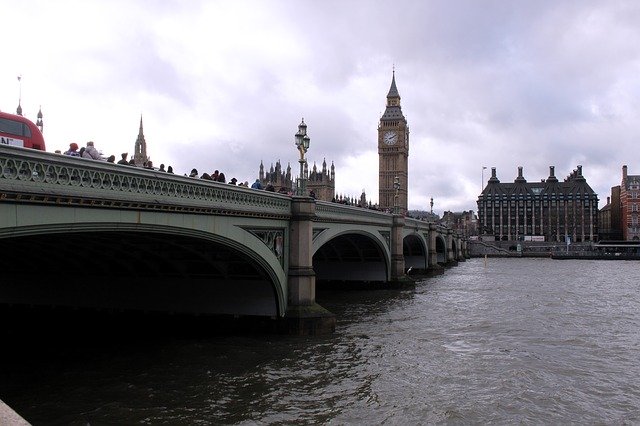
[1, 258, 639, 425]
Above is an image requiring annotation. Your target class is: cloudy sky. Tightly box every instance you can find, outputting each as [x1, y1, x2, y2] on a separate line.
[2, 1, 639, 215]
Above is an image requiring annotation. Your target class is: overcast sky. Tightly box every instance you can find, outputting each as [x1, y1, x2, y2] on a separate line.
[3, 1, 640, 215]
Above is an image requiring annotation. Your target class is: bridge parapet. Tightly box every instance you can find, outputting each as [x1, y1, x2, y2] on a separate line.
[404, 217, 435, 232]
[314, 201, 392, 226]
[0, 146, 291, 218]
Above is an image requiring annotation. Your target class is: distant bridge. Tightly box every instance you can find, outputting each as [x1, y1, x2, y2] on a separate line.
[0, 146, 468, 334]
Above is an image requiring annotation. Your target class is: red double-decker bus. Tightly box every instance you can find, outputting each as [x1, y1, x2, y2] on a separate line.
[0, 111, 46, 151]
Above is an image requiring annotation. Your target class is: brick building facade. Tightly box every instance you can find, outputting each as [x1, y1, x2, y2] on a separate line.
[620, 165, 640, 240]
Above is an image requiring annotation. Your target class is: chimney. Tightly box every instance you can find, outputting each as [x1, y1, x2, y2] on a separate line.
[488, 167, 500, 183]
[623, 165, 628, 180]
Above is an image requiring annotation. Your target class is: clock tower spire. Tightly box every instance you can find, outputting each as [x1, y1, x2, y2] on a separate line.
[378, 69, 409, 214]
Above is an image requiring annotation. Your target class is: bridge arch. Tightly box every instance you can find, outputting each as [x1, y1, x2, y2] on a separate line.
[312, 228, 391, 282]
[403, 232, 428, 271]
[0, 216, 289, 317]
[435, 234, 447, 264]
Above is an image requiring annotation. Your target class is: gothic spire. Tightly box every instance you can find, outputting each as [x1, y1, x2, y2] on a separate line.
[387, 68, 400, 99]
[381, 69, 405, 121]
[134, 114, 148, 166]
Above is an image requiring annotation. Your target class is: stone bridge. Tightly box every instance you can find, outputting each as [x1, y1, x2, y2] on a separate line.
[0, 146, 468, 334]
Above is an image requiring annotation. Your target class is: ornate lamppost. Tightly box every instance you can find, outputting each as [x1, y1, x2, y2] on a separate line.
[294, 118, 310, 196]
[393, 176, 400, 214]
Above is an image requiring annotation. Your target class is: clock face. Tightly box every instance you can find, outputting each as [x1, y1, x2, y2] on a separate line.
[383, 131, 397, 145]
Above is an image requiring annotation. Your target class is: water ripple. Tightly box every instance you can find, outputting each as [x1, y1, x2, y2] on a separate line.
[2, 258, 640, 424]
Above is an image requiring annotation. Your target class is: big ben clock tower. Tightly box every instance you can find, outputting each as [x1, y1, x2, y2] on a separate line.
[378, 70, 409, 214]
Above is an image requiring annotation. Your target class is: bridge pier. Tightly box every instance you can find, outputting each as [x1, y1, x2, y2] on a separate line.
[391, 214, 412, 284]
[427, 223, 445, 275]
[283, 197, 335, 335]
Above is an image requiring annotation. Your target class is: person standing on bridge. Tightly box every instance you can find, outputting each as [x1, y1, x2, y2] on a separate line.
[63, 142, 80, 157]
[82, 141, 102, 160]
[251, 179, 263, 189]
[117, 153, 129, 165]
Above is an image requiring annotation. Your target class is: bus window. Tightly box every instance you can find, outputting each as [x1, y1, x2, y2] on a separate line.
[0, 111, 46, 151]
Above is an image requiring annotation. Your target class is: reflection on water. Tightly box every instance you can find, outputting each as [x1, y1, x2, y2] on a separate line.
[1, 258, 640, 424]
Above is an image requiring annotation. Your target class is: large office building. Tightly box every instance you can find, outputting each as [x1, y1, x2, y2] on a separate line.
[477, 165, 599, 242]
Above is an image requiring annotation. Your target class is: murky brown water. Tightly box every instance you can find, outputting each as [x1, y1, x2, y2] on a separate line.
[1, 258, 639, 424]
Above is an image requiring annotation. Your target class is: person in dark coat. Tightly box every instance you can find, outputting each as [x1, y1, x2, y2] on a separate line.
[117, 153, 129, 165]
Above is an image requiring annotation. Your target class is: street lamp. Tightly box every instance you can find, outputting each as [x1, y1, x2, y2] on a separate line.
[393, 176, 400, 214]
[295, 118, 310, 196]
[430, 197, 434, 215]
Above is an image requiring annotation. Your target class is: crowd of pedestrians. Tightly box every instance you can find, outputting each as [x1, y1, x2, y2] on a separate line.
[59, 141, 310, 198]
[60, 141, 176, 174]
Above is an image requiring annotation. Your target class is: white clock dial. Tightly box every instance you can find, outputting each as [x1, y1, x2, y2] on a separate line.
[383, 131, 397, 145]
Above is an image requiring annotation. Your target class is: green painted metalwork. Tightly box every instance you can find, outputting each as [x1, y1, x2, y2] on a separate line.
[0, 146, 291, 218]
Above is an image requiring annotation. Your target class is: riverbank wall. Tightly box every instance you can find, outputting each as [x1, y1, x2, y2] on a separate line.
[469, 240, 589, 258]
[468, 240, 640, 260]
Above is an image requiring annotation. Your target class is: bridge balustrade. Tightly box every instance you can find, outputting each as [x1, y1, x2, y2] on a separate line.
[315, 201, 393, 226]
[0, 145, 291, 218]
